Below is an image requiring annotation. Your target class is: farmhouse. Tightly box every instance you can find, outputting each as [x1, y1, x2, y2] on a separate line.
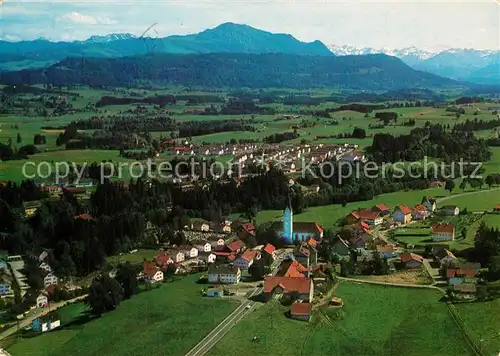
[393, 205, 413, 224]
[263, 276, 314, 302]
[290, 302, 312, 322]
[440, 205, 460, 216]
[432, 224, 455, 242]
[372, 204, 390, 217]
[144, 261, 164, 284]
[412, 205, 430, 220]
[421, 197, 437, 212]
[447, 268, 477, 286]
[400, 253, 424, 269]
[345, 210, 383, 226]
[208, 265, 241, 285]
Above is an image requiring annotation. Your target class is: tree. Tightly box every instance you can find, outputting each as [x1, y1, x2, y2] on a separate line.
[86, 275, 124, 316]
[445, 180, 455, 195]
[16, 133, 21, 144]
[459, 179, 468, 192]
[248, 259, 266, 281]
[115, 262, 138, 299]
[369, 251, 390, 275]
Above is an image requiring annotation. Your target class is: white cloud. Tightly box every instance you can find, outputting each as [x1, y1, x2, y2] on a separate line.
[57, 12, 117, 25]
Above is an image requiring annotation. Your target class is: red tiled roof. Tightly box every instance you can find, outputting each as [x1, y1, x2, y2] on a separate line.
[291, 302, 311, 316]
[264, 276, 311, 294]
[400, 253, 424, 264]
[376, 245, 394, 253]
[156, 252, 172, 265]
[395, 205, 413, 215]
[373, 204, 390, 212]
[349, 209, 380, 220]
[228, 254, 237, 261]
[284, 260, 308, 278]
[433, 224, 454, 234]
[64, 187, 86, 194]
[74, 213, 92, 220]
[414, 204, 428, 212]
[291, 222, 323, 234]
[357, 222, 370, 229]
[264, 243, 276, 255]
[143, 261, 159, 277]
[227, 240, 245, 252]
[239, 250, 259, 262]
[241, 223, 256, 236]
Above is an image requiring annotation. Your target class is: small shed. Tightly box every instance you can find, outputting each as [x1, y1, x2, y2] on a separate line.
[206, 288, 224, 297]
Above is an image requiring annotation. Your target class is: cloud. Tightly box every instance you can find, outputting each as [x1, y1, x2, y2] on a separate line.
[57, 12, 117, 25]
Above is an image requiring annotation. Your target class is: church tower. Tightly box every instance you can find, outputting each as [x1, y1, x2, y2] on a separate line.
[283, 197, 293, 244]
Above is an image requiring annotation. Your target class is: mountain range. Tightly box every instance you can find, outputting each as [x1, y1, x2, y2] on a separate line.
[328, 45, 499, 85]
[0, 22, 497, 90]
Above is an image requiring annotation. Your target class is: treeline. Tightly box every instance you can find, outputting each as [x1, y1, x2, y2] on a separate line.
[368, 124, 491, 163]
[453, 118, 500, 132]
[96, 95, 176, 108]
[263, 132, 299, 144]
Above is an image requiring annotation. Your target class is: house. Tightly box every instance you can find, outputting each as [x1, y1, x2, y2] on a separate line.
[376, 244, 395, 259]
[208, 265, 241, 284]
[195, 242, 212, 253]
[23, 201, 41, 217]
[39, 262, 52, 273]
[44, 273, 58, 288]
[393, 205, 413, 224]
[36, 294, 48, 308]
[191, 220, 210, 232]
[143, 261, 164, 284]
[290, 302, 312, 322]
[412, 205, 430, 220]
[234, 250, 260, 270]
[440, 205, 460, 216]
[331, 237, 351, 258]
[421, 197, 437, 212]
[345, 210, 383, 226]
[206, 288, 224, 297]
[198, 252, 217, 264]
[209, 237, 226, 248]
[432, 224, 455, 242]
[172, 251, 185, 263]
[447, 268, 477, 286]
[400, 253, 424, 269]
[238, 223, 256, 240]
[435, 249, 458, 267]
[451, 284, 476, 299]
[32, 314, 60, 332]
[227, 240, 246, 254]
[0, 280, 11, 296]
[263, 277, 314, 302]
[284, 260, 309, 278]
[372, 204, 390, 217]
[263, 243, 277, 260]
[183, 247, 199, 259]
[275, 206, 324, 244]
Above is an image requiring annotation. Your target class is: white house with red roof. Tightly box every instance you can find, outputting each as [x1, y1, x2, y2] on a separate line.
[208, 265, 241, 284]
[156, 252, 174, 267]
[143, 261, 164, 284]
[432, 224, 455, 242]
[345, 210, 383, 226]
[263, 243, 277, 260]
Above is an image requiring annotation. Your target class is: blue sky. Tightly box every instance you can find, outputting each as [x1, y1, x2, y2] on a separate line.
[0, 0, 498, 51]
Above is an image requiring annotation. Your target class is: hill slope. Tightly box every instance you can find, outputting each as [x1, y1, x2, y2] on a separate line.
[0, 53, 460, 90]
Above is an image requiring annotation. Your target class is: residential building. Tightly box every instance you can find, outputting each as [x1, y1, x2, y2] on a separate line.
[372, 204, 390, 217]
[451, 284, 476, 299]
[198, 252, 217, 264]
[227, 240, 246, 254]
[44, 273, 58, 288]
[39, 262, 52, 273]
[432, 224, 455, 242]
[263, 243, 277, 260]
[208, 265, 241, 284]
[393, 205, 413, 224]
[284, 260, 308, 278]
[191, 220, 210, 232]
[156, 252, 174, 267]
[376, 245, 395, 259]
[0, 281, 11, 296]
[400, 253, 424, 269]
[143, 261, 164, 284]
[234, 250, 260, 270]
[172, 251, 185, 263]
[263, 277, 314, 302]
[32, 315, 60, 333]
[290, 302, 312, 322]
[447, 268, 477, 286]
[412, 205, 430, 220]
[238, 223, 256, 241]
[331, 237, 351, 258]
[440, 205, 460, 216]
[183, 247, 199, 259]
[195, 242, 212, 253]
[36, 294, 48, 308]
[345, 210, 383, 226]
[435, 249, 458, 267]
[206, 288, 224, 297]
[421, 197, 437, 212]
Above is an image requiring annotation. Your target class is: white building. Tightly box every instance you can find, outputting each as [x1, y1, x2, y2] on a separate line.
[145, 269, 164, 284]
[195, 242, 212, 253]
[39, 262, 52, 273]
[183, 247, 199, 259]
[208, 265, 241, 285]
[43, 273, 58, 288]
[36, 294, 48, 308]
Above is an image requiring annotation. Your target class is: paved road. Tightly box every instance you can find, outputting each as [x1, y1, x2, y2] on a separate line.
[436, 187, 500, 204]
[186, 253, 286, 356]
[337, 276, 445, 292]
[0, 295, 87, 341]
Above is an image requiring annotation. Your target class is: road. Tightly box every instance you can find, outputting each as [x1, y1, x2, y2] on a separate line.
[436, 187, 500, 204]
[337, 276, 445, 292]
[0, 295, 87, 341]
[186, 253, 286, 356]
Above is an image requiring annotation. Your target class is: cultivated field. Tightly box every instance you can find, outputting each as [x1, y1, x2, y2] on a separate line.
[2, 274, 239, 356]
[210, 282, 474, 356]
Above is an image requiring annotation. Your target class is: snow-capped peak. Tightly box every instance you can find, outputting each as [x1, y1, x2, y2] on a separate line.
[327, 45, 437, 60]
[84, 33, 137, 43]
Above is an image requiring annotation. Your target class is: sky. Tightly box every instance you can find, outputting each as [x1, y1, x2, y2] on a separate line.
[0, 0, 498, 51]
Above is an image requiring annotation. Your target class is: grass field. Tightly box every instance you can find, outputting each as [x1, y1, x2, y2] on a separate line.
[105, 249, 158, 265]
[3, 274, 239, 356]
[437, 188, 500, 212]
[210, 282, 473, 356]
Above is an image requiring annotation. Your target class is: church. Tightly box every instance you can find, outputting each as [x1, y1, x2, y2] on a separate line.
[273, 205, 324, 245]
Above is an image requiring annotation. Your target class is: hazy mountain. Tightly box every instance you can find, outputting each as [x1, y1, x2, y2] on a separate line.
[0, 53, 462, 91]
[84, 33, 137, 43]
[328, 45, 499, 84]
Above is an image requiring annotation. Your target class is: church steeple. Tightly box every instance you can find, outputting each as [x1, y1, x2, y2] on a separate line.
[283, 194, 293, 243]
